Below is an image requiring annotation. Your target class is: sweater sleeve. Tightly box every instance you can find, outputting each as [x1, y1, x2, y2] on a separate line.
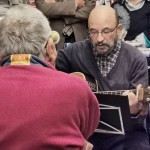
[36, 0, 76, 18]
[56, 45, 76, 73]
[130, 51, 148, 89]
[82, 91, 100, 139]
[76, 79, 100, 139]
[56, 50, 71, 73]
[63, 0, 95, 25]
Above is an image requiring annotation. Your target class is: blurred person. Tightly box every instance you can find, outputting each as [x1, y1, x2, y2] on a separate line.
[112, 0, 150, 47]
[0, 4, 100, 150]
[56, 5, 150, 150]
[36, 0, 96, 49]
[0, 0, 31, 20]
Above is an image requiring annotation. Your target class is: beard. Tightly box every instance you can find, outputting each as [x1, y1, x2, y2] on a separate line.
[94, 39, 117, 55]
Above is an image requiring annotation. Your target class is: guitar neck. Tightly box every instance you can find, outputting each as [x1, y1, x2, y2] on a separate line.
[70, 72, 150, 103]
[96, 89, 137, 95]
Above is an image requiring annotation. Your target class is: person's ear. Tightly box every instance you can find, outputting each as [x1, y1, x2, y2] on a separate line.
[45, 38, 57, 67]
[116, 24, 127, 40]
[116, 23, 123, 32]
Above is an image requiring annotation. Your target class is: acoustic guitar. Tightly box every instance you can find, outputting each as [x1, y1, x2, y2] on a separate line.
[70, 72, 150, 103]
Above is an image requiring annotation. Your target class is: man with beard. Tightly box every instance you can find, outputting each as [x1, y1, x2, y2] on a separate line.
[56, 5, 150, 150]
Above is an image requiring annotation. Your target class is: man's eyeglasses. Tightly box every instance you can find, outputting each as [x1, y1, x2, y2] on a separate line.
[89, 26, 117, 38]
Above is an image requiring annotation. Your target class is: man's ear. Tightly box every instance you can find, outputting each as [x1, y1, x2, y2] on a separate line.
[117, 24, 127, 40]
[117, 23, 123, 32]
[44, 38, 57, 66]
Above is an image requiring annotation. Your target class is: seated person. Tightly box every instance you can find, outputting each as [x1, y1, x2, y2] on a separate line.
[112, 0, 150, 48]
[56, 5, 150, 150]
[0, 4, 100, 150]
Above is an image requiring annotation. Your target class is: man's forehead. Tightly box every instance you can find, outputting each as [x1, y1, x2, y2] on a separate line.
[88, 6, 117, 28]
[88, 18, 116, 30]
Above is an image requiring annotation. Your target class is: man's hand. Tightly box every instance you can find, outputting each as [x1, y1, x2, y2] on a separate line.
[75, 0, 85, 9]
[82, 141, 93, 150]
[122, 90, 141, 114]
[45, 38, 57, 67]
[122, 84, 143, 115]
[122, 84, 149, 116]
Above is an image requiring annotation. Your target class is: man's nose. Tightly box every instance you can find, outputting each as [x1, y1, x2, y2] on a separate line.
[97, 33, 104, 42]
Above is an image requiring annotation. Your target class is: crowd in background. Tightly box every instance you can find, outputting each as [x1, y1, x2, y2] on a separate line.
[0, 0, 149, 48]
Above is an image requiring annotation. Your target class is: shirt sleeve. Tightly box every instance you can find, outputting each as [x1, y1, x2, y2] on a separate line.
[36, 0, 76, 18]
[64, 0, 95, 25]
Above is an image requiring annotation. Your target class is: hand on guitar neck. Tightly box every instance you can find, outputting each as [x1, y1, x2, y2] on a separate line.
[122, 84, 144, 115]
[122, 84, 149, 116]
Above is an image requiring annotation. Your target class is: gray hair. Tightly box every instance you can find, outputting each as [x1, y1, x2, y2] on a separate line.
[0, 4, 51, 58]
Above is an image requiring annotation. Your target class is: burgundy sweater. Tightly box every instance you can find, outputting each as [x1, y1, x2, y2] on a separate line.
[0, 55, 100, 150]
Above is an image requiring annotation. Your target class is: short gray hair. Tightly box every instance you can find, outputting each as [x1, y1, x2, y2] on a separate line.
[0, 4, 51, 58]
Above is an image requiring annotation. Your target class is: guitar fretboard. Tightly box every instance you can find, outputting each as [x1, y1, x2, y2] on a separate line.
[94, 89, 137, 95]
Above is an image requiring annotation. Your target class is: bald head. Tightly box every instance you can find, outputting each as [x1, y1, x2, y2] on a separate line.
[88, 5, 119, 29]
[88, 5, 121, 55]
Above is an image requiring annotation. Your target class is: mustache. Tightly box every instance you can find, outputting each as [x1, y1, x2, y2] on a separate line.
[95, 42, 109, 47]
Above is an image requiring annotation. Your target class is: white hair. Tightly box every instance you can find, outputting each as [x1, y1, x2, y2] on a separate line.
[0, 4, 51, 58]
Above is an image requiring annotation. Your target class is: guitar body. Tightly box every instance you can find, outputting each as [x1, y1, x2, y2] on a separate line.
[70, 72, 100, 92]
